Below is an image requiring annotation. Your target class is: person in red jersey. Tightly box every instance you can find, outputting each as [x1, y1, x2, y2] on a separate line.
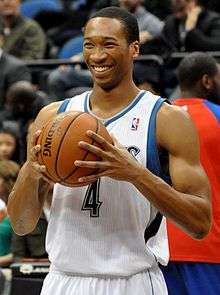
[161, 52, 220, 295]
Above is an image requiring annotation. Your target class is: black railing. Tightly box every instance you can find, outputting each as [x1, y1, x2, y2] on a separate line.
[24, 54, 164, 68]
[24, 52, 220, 68]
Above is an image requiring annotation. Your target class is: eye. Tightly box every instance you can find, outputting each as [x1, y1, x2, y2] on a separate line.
[83, 42, 94, 49]
[104, 42, 117, 48]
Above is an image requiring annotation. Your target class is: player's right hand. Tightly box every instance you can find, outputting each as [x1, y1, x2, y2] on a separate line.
[28, 130, 52, 183]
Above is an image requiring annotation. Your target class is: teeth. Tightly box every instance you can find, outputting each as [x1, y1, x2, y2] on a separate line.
[93, 66, 111, 72]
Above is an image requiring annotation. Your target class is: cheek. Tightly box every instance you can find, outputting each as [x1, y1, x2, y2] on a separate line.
[8, 144, 16, 155]
[1, 143, 16, 155]
[83, 50, 90, 64]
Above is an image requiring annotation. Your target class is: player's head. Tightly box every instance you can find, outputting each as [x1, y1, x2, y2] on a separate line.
[83, 6, 139, 90]
[178, 52, 220, 104]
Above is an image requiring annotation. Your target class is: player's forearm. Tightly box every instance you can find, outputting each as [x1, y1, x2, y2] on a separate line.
[7, 162, 49, 235]
[132, 168, 211, 239]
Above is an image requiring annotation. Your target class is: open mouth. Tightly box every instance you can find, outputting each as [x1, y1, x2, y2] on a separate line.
[91, 65, 114, 74]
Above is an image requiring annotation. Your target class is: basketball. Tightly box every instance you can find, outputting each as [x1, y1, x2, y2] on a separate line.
[37, 111, 112, 187]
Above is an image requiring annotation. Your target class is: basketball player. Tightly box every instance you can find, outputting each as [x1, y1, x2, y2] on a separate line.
[161, 52, 220, 294]
[7, 7, 211, 295]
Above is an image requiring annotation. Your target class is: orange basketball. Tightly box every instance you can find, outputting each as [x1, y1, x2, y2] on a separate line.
[37, 111, 112, 187]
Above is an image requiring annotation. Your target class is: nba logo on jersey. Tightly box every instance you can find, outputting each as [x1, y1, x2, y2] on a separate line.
[131, 118, 140, 130]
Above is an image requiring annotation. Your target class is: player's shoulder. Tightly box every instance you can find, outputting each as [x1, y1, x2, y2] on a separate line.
[33, 101, 63, 130]
[68, 90, 91, 104]
[157, 102, 197, 149]
[158, 101, 191, 125]
[38, 101, 62, 117]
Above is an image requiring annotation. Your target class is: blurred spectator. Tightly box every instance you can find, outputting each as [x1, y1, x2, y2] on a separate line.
[161, 52, 220, 294]
[0, 0, 46, 60]
[0, 124, 20, 164]
[165, 0, 220, 51]
[119, 0, 164, 44]
[47, 61, 93, 100]
[141, 0, 220, 56]
[0, 81, 49, 162]
[0, 159, 19, 295]
[11, 184, 53, 262]
[142, 0, 220, 96]
[0, 160, 20, 268]
[11, 215, 48, 263]
[144, 0, 172, 20]
[116, 1, 165, 96]
[44, 5, 88, 58]
[0, 27, 31, 109]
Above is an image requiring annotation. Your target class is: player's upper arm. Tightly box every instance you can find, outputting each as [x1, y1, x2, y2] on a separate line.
[157, 103, 210, 200]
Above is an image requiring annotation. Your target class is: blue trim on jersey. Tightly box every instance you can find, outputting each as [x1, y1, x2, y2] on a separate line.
[204, 100, 220, 123]
[84, 92, 90, 113]
[147, 98, 171, 183]
[57, 98, 70, 114]
[84, 91, 146, 126]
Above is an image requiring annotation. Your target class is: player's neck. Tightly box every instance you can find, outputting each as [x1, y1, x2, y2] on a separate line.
[89, 82, 140, 119]
[180, 89, 203, 99]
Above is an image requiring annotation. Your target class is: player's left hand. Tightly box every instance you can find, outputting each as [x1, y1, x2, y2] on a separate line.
[74, 130, 143, 183]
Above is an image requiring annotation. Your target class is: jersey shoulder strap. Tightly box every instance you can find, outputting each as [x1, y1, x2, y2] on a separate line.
[57, 98, 70, 114]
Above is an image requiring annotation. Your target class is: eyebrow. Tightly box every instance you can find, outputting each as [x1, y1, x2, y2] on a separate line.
[84, 37, 118, 41]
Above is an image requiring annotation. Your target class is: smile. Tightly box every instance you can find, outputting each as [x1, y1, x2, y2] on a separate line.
[92, 66, 113, 73]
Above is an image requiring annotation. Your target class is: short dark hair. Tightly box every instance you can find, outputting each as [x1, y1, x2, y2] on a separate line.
[6, 81, 36, 106]
[178, 52, 218, 90]
[87, 6, 140, 44]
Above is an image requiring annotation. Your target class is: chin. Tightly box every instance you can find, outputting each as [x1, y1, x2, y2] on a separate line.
[95, 80, 119, 91]
[99, 84, 116, 91]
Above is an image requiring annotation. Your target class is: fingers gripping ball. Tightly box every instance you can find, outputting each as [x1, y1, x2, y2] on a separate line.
[37, 111, 112, 186]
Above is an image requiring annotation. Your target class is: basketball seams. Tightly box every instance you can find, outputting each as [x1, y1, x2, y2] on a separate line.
[55, 112, 84, 180]
[39, 111, 110, 187]
[63, 116, 100, 183]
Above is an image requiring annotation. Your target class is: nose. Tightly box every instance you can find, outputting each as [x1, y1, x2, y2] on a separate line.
[90, 46, 108, 63]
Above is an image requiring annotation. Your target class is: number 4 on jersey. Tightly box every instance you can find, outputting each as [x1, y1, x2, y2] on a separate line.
[81, 179, 102, 217]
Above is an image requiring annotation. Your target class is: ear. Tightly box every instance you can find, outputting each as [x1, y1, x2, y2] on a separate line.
[130, 41, 139, 59]
[201, 74, 213, 90]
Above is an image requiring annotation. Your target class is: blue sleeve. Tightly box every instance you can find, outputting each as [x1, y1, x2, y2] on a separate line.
[205, 101, 220, 123]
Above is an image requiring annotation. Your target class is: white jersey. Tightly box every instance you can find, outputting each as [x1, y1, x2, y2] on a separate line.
[46, 90, 169, 277]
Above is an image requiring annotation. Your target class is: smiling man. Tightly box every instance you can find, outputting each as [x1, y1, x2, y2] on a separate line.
[7, 7, 211, 295]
